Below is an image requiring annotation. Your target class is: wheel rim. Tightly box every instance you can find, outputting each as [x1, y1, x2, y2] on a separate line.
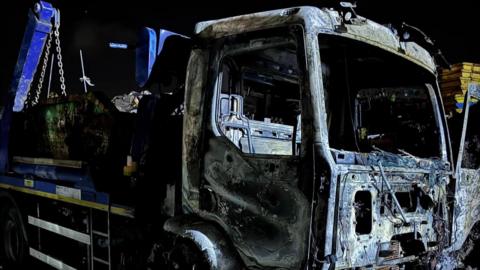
[170, 258, 200, 270]
[168, 242, 208, 270]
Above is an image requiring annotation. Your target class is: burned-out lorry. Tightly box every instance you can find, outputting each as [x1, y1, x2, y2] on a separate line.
[1, 2, 480, 270]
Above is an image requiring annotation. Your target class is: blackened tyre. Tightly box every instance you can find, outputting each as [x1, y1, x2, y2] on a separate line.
[167, 240, 210, 270]
[0, 204, 27, 269]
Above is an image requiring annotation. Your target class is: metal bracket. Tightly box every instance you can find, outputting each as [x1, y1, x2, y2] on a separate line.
[0, 1, 55, 174]
[455, 83, 480, 178]
[378, 162, 408, 224]
[11, 1, 55, 111]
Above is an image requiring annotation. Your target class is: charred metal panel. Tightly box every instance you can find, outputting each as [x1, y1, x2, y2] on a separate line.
[182, 49, 210, 210]
[194, 7, 436, 74]
[201, 138, 309, 269]
[334, 167, 446, 268]
[450, 169, 480, 251]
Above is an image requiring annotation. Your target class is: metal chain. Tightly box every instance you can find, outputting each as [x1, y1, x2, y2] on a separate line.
[30, 32, 53, 106]
[28, 9, 68, 108]
[54, 23, 67, 97]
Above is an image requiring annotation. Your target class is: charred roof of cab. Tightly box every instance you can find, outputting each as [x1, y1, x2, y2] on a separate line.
[194, 2, 438, 74]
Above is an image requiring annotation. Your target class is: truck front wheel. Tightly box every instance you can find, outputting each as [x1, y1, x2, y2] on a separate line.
[167, 240, 210, 270]
[0, 203, 27, 269]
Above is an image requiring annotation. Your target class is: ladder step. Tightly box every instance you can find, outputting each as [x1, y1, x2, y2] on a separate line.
[92, 230, 108, 238]
[93, 256, 110, 266]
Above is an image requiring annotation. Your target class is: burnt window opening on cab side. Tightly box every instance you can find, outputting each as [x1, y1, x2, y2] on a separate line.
[214, 38, 302, 156]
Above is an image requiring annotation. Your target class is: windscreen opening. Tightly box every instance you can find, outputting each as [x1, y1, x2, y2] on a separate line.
[319, 35, 440, 158]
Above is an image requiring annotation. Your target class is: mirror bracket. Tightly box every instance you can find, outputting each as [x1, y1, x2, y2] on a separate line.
[455, 83, 480, 177]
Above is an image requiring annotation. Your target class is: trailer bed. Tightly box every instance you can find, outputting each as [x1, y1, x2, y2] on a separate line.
[0, 175, 134, 218]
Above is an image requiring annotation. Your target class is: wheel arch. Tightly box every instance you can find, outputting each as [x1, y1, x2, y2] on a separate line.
[164, 215, 244, 270]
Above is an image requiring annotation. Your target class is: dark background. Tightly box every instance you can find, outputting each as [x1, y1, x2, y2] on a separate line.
[1, 0, 478, 96]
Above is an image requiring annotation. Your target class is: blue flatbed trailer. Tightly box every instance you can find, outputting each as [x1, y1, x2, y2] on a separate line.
[0, 175, 134, 219]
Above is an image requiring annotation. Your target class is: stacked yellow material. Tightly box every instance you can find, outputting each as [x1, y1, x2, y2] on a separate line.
[440, 62, 480, 113]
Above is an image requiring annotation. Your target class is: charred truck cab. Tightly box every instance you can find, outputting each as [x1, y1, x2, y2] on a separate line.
[174, 6, 456, 270]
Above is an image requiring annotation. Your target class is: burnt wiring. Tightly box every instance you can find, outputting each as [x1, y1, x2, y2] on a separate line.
[375, 180, 404, 226]
[401, 22, 451, 69]
[378, 162, 408, 224]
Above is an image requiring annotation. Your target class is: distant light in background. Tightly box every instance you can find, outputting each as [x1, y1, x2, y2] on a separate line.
[109, 43, 128, 49]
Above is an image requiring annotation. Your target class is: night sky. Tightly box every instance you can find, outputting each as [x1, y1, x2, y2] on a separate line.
[2, 0, 479, 96]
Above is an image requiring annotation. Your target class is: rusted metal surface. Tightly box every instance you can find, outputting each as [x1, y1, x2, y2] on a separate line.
[13, 92, 113, 160]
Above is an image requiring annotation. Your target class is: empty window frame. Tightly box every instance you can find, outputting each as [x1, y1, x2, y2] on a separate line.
[214, 37, 302, 156]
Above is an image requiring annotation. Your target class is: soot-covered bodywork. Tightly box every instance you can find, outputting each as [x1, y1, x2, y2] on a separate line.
[169, 5, 480, 270]
[326, 151, 451, 268]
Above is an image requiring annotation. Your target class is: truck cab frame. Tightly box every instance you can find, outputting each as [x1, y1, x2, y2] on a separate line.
[172, 6, 462, 270]
[3, 3, 480, 270]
